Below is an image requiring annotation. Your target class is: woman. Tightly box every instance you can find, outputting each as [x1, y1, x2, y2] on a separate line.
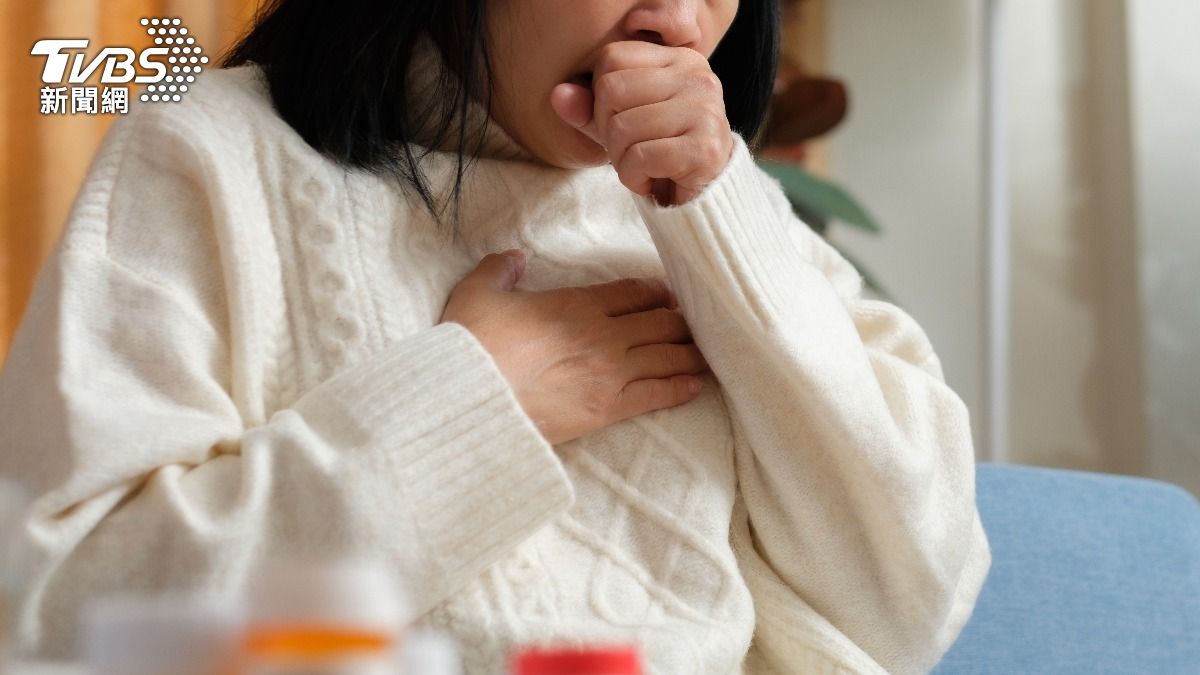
[0, 0, 991, 672]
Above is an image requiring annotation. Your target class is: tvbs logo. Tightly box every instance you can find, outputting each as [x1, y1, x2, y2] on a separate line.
[33, 39, 170, 85]
[32, 17, 207, 115]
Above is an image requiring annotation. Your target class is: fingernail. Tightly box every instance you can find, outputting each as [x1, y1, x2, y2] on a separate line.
[688, 377, 703, 393]
[502, 248, 524, 259]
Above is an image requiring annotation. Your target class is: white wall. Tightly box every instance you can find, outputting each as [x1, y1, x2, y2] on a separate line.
[822, 0, 1197, 494]
[823, 1, 986, 456]
[1127, 1, 1200, 495]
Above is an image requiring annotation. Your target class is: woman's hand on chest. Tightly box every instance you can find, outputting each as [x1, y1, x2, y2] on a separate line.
[439, 248, 711, 446]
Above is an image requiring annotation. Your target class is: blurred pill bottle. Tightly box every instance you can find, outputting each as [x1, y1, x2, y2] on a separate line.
[398, 628, 462, 675]
[80, 593, 240, 675]
[238, 555, 407, 675]
[511, 645, 643, 675]
[1, 479, 30, 675]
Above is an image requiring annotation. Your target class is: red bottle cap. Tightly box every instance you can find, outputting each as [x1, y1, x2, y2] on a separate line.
[512, 645, 643, 675]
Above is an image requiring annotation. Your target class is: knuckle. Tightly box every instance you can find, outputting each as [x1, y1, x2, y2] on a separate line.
[573, 343, 618, 380]
[596, 43, 620, 71]
[703, 71, 724, 95]
[686, 48, 710, 68]
[607, 112, 633, 148]
[617, 165, 643, 193]
[706, 139, 724, 165]
[593, 71, 619, 102]
[700, 129, 727, 164]
[632, 379, 666, 411]
[625, 142, 650, 169]
[702, 110, 724, 135]
[660, 345, 683, 372]
[689, 71, 720, 96]
[580, 378, 617, 420]
[557, 287, 597, 315]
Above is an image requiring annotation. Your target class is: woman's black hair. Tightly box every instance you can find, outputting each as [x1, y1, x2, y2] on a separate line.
[222, 0, 780, 238]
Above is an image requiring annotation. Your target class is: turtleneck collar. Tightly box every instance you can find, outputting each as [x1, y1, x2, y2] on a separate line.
[404, 32, 542, 165]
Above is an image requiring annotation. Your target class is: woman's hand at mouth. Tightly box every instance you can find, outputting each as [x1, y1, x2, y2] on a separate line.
[549, 41, 734, 207]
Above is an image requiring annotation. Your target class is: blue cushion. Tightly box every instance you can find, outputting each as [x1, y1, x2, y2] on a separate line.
[932, 463, 1200, 674]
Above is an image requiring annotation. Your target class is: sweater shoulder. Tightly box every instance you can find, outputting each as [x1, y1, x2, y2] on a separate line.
[107, 63, 288, 165]
[164, 62, 305, 150]
[140, 62, 327, 172]
[55, 63, 308, 327]
[61, 63, 296, 245]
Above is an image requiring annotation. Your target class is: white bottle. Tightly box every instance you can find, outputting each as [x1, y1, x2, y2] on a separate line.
[80, 593, 239, 675]
[1, 480, 31, 675]
[399, 629, 462, 675]
[240, 554, 408, 675]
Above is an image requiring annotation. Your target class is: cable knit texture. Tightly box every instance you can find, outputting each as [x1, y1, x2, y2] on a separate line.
[0, 33, 991, 675]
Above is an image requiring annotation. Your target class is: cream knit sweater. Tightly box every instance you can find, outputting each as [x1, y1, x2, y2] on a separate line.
[0, 35, 991, 674]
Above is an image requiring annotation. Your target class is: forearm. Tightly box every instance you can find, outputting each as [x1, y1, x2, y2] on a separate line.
[0, 250, 574, 657]
[631, 131, 990, 672]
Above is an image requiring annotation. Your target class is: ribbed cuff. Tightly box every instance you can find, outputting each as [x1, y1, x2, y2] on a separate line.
[631, 131, 816, 329]
[293, 321, 575, 577]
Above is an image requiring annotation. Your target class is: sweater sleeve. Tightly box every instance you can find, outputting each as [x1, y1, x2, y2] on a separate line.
[0, 108, 573, 659]
[630, 132, 991, 674]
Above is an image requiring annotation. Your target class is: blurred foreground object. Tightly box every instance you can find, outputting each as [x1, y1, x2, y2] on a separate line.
[1, 480, 30, 675]
[16, 553, 464, 673]
[399, 629, 462, 675]
[241, 555, 413, 674]
[80, 595, 238, 675]
[512, 645, 643, 675]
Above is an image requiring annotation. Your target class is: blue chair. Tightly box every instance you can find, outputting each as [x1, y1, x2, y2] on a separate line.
[933, 463, 1200, 674]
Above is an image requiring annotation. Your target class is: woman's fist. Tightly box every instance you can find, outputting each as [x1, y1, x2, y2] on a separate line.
[549, 41, 734, 207]
[440, 250, 711, 446]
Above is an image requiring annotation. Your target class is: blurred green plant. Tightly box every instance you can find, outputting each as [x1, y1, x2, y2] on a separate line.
[756, 158, 892, 300]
